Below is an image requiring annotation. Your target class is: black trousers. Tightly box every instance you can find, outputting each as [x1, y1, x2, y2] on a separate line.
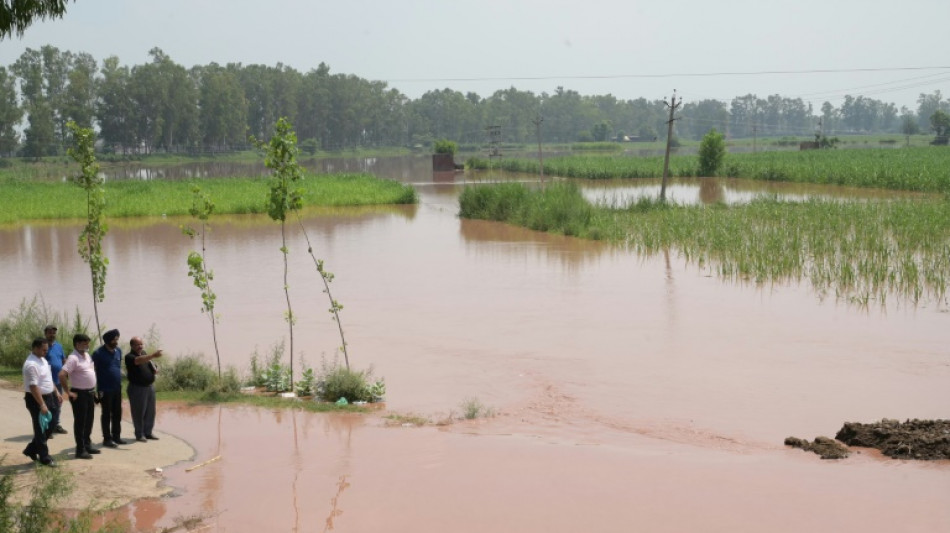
[24, 393, 54, 461]
[69, 388, 96, 453]
[99, 389, 123, 442]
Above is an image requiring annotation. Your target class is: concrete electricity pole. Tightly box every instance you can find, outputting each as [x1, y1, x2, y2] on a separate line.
[533, 114, 545, 187]
[660, 90, 682, 202]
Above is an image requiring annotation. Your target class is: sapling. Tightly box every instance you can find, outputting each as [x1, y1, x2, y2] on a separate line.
[181, 185, 222, 377]
[294, 214, 350, 369]
[67, 121, 107, 342]
[257, 118, 305, 386]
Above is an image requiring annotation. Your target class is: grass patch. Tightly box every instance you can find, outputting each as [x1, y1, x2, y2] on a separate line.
[384, 413, 430, 426]
[154, 390, 370, 413]
[459, 183, 950, 306]
[459, 181, 620, 240]
[0, 173, 417, 224]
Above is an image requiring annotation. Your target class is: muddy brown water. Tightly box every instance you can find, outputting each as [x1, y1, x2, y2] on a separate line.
[1, 158, 948, 531]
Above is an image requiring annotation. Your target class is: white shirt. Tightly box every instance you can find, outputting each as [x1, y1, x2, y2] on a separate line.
[22, 353, 55, 395]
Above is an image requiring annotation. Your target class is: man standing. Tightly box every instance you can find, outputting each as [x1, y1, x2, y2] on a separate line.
[23, 337, 62, 467]
[93, 329, 126, 447]
[43, 325, 68, 437]
[60, 333, 100, 459]
[125, 336, 162, 442]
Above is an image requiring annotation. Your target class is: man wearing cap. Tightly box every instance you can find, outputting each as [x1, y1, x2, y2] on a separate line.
[23, 337, 62, 467]
[93, 329, 126, 448]
[60, 333, 99, 459]
[44, 325, 68, 437]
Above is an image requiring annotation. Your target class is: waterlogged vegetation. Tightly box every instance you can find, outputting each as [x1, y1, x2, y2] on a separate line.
[459, 182, 950, 306]
[468, 146, 950, 193]
[0, 173, 417, 224]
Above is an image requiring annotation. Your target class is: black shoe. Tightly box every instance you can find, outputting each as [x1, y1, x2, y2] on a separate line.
[103, 440, 118, 448]
[54, 425, 68, 434]
[86, 447, 101, 454]
[40, 458, 57, 467]
[113, 438, 128, 445]
[22, 448, 38, 461]
[136, 436, 147, 442]
[75, 451, 93, 459]
[145, 435, 159, 440]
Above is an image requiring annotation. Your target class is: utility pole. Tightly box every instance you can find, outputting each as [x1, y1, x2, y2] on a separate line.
[532, 114, 545, 187]
[752, 124, 757, 153]
[660, 90, 681, 202]
[485, 125, 501, 173]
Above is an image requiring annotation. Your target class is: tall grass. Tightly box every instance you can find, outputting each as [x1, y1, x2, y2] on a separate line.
[0, 298, 89, 368]
[468, 146, 950, 193]
[459, 183, 950, 306]
[459, 182, 619, 239]
[0, 173, 417, 224]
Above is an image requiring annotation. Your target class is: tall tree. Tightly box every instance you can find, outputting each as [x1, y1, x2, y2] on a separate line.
[0, 66, 22, 155]
[12, 48, 58, 157]
[97, 56, 135, 152]
[916, 91, 948, 132]
[197, 63, 247, 150]
[63, 51, 97, 129]
[40, 45, 71, 144]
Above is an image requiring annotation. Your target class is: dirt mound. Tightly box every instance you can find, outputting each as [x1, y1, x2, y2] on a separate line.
[784, 436, 850, 459]
[835, 419, 950, 460]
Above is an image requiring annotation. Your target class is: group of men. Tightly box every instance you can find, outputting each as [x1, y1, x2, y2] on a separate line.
[22, 326, 163, 466]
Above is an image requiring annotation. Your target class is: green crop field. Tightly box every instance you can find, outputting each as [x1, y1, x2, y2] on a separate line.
[468, 146, 950, 193]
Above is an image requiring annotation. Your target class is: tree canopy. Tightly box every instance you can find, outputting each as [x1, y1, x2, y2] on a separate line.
[0, 0, 74, 39]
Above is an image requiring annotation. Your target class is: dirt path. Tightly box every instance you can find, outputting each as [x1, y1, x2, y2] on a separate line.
[0, 380, 194, 509]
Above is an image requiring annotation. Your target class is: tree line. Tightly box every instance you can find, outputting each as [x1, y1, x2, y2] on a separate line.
[1, 45, 948, 158]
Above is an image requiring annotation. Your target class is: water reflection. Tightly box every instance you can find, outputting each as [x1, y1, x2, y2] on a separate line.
[578, 176, 933, 206]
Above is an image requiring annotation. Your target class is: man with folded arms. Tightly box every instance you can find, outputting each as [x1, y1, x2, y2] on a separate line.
[23, 337, 62, 467]
[59, 333, 100, 459]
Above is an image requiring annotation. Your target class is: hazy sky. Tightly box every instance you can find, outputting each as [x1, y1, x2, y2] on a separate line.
[2, 0, 948, 110]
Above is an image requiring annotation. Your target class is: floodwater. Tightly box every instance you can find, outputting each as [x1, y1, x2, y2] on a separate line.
[1, 156, 948, 532]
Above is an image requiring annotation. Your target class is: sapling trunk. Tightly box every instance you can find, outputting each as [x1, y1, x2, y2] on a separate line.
[295, 213, 349, 369]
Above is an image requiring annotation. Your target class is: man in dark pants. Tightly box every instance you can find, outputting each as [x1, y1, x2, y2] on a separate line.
[60, 333, 100, 459]
[126, 336, 163, 442]
[23, 337, 62, 467]
[43, 325, 68, 437]
[93, 329, 126, 447]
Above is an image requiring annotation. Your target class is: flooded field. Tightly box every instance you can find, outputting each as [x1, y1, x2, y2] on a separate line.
[1, 156, 947, 532]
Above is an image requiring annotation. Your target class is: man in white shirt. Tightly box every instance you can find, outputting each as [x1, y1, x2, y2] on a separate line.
[23, 337, 63, 466]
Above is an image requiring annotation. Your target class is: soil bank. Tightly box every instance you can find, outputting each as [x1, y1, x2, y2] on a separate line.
[0, 380, 194, 509]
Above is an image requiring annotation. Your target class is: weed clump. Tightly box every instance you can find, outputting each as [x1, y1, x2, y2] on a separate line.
[155, 354, 241, 393]
[316, 360, 384, 403]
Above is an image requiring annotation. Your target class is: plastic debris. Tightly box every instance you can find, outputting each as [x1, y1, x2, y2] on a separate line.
[335, 397, 349, 406]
